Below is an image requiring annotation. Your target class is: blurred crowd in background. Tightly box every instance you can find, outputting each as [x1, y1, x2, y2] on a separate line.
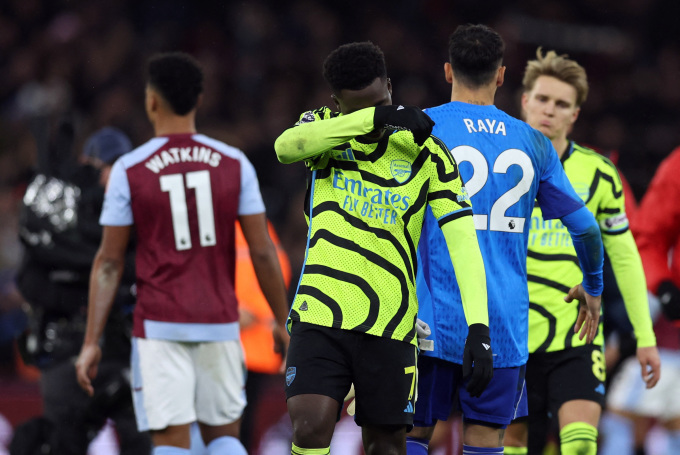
[1, 0, 680, 453]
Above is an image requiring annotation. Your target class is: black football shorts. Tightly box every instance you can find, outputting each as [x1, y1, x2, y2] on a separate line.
[285, 321, 418, 428]
[525, 344, 607, 418]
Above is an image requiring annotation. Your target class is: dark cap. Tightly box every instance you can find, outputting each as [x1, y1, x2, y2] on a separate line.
[83, 127, 132, 164]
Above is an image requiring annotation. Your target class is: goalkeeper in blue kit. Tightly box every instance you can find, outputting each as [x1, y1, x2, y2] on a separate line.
[405, 24, 605, 455]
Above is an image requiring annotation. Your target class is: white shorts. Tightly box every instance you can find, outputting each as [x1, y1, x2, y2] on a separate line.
[607, 348, 680, 421]
[131, 337, 247, 431]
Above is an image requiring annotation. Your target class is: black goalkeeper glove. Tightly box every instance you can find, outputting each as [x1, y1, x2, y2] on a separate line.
[462, 323, 494, 398]
[658, 280, 680, 322]
[373, 105, 435, 146]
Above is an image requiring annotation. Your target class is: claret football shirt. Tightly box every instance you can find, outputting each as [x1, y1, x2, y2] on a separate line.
[101, 133, 265, 341]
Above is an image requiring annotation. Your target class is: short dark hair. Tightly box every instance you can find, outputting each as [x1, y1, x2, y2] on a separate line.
[323, 41, 387, 94]
[147, 52, 204, 115]
[448, 24, 505, 88]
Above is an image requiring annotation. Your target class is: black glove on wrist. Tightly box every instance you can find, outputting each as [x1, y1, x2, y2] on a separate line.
[373, 105, 435, 146]
[658, 280, 680, 321]
[463, 323, 494, 398]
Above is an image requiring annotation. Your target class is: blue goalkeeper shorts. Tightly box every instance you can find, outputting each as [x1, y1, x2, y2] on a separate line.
[414, 355, 527, 428]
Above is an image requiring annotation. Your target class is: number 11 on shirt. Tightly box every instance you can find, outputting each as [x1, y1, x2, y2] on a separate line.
[160, 170, 217, 251]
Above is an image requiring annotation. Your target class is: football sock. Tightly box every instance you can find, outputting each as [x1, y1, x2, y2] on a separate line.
[207, 436, 247, 454]
[291, 443, 331, 454]
[503, 446, 528, 454]
[598, 412, 633, 455]
[667, 430, 680, 454]
[189, 423, 206, 453]
[152, 447, 190, 455]
[462, 445, 504, 454]
[560, 422, 598, 455]
[406, 436, 429, 455]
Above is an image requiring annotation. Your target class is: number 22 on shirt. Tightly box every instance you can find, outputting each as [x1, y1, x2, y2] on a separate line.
[451, 145, 534, 233]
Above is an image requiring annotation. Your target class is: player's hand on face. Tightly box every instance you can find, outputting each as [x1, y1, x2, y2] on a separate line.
[273, 324, 291, 373]
[462, 323, 494, 398]
[75, 344, 102, 397]
[565, 283, 601, 344]
[373, 105, 435, 146]
[637, 346, 661, 389]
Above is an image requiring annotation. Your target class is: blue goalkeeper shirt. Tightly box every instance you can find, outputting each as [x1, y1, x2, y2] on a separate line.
[417, 102, 602, 368]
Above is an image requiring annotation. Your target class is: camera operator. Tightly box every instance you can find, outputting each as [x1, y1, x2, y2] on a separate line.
[11, 123, 151, 455]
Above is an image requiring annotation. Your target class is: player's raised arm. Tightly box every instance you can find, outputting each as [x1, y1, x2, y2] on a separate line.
[275, 105, 433, 164]
[275, 108, 375, 164]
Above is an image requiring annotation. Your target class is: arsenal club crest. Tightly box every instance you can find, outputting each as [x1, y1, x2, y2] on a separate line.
[391, 160, 412, 184]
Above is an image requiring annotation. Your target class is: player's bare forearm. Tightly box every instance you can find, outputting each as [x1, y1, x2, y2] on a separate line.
[77, 226, 129, 395]
[250, 245, 290, 325]
[239, 214, 290, 325]
[250, 242, 291, 361]
[83, 252, 123, 346]
[83, 225, 130, 346]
